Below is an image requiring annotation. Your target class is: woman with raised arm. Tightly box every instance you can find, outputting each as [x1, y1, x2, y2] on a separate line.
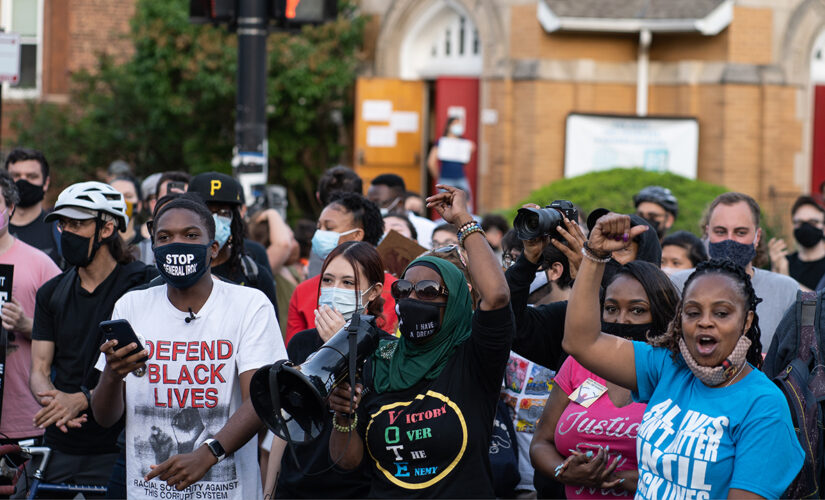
[564, 212, 803, 500]
[531, 261, 679, 499]
[327, 184, 514, 497]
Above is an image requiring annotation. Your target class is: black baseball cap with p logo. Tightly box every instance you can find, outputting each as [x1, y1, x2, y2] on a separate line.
[188, 172, 244, 206]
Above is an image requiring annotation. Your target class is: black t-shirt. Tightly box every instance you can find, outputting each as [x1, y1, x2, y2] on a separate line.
[357, 305, 514, 498]
[212, 255, 279, 317]
[275, 327, 392, 499]
[9, 209, 61, 266]
[787, 252, 825, 290]
[505, 254, 568, 370]
[32, 261, 158, 454]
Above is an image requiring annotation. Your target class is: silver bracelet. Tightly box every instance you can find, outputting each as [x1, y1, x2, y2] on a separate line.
[581, 246, 611, 263]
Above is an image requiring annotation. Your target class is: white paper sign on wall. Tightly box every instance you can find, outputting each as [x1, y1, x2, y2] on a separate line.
[0, 33, 21, 84]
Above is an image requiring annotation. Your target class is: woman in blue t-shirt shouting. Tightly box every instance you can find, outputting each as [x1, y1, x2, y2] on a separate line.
[563, 212, 803, 500]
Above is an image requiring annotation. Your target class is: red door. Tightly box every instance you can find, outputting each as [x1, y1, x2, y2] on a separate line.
[812, 85, 825, 196]
[434, 77, 479, 209]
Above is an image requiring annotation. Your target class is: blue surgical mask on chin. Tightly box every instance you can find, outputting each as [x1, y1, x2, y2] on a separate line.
[213, 214, 232, 249]
[707, 239, 756, 269]
[318, 284, 373, 321]
[311, 228, 357, 260]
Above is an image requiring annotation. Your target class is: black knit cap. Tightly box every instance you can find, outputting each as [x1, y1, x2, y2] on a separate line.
[188, 172, 243, 206]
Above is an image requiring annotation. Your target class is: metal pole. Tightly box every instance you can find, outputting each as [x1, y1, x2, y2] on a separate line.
[233, 0, 269, 204]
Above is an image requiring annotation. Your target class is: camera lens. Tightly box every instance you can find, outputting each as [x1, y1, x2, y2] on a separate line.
[514, 207, 564, 240]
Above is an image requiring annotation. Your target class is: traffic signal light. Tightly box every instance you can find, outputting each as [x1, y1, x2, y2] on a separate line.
[270, 0, 338, 25]
[190, 0, 236, 24]
[190, 0, 337, 28]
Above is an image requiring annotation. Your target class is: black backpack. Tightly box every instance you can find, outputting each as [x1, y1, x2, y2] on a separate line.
[767, 290, 825, 498]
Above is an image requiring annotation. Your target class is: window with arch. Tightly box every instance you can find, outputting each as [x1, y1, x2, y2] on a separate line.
[401, 4, 482, 79]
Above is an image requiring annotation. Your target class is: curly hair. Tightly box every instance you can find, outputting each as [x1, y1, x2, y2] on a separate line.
[651, 259, 763, 368]
[328, 192, 384, 245]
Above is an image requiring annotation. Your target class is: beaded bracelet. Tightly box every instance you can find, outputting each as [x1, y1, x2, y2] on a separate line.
[581, 243, 611, 263]
[457, 220, 476, 234]
[332, 412, 358, 433]
[458, 222, 485, 247]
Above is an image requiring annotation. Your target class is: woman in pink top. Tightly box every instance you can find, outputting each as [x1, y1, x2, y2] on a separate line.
[531, 261, 679, 498]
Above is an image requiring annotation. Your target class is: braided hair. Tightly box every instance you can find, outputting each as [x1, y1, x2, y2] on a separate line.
[651, 259, 763, 368]
[225, 205, 246, 275]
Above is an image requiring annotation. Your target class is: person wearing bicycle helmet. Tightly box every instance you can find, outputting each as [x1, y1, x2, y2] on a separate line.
[634, 186, 678, 242]
[30, 181, 157, 487]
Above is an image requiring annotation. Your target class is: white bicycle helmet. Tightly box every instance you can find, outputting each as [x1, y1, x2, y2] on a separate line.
[45, 181, 129, 232]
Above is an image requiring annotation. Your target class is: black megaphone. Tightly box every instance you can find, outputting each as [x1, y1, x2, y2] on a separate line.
[250, 314, 381, 444]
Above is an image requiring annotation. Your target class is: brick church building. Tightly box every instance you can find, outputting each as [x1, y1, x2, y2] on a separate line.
[355, 0, 825, 222]
[4, 0, 825, 221]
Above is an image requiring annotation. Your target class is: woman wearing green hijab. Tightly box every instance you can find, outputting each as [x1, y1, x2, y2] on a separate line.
[329, 185, 515, 498]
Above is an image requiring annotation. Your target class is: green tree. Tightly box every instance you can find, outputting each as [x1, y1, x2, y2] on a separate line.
[10, 0, 364, 218]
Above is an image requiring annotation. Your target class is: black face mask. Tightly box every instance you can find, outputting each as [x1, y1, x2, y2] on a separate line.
[641, 217, 666, 240]
[15, 179, 45, 208]
[794, 222, 823, 249]
[61, 230, 98, 268]
[396, 298, 445, 343]
[601, 321, 654, 342]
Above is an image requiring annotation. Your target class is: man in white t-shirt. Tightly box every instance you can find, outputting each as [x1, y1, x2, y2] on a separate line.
[92, 195, 285, 499]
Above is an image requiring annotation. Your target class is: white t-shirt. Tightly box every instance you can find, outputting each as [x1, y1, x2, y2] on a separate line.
[100, 278, 285, 500]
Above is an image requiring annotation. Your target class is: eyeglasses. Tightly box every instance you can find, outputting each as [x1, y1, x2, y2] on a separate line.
[502, 253, 517, 268]
[211, 208, 233, 219]
[431, 239, 458, 248]
[391, 279, 449, 301]
[57, 218, 95, 232]
[431, 245, 467, 267]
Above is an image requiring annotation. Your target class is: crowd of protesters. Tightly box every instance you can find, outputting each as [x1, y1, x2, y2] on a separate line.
[0, 146, 820, 499]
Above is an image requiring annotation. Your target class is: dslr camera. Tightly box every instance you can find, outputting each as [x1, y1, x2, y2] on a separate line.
[514, 200, 578, 240]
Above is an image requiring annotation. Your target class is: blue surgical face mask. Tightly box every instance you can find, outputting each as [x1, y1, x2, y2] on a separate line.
[213, 214, 232, 249]
[450, 123, 464, 136]
[311, 228, 357, 260]
[318, 284, 374, 321]
[708, 239, 756, 269]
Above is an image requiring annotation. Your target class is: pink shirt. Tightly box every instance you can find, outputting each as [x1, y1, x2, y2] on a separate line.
[553, 356, 645, 499]
[0, 239, 60, 438]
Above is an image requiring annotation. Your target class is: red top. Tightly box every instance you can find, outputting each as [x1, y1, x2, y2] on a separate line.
[285, 272, 398, 344]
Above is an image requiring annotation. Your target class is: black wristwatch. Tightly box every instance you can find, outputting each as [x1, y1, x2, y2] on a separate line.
[79, 386, 92, 410]
[203, 438, 226, 463]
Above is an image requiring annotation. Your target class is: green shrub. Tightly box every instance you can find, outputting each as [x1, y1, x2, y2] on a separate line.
[504, 168, 728, 236]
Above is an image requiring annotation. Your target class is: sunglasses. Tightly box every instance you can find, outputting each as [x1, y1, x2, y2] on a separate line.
[391, 279, 449, 301]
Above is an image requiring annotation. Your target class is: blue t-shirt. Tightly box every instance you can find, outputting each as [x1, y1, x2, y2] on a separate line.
[631, 342, 803, 500]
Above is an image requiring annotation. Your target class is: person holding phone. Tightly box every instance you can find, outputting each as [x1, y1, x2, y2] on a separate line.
[92, 194, 284, 500]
